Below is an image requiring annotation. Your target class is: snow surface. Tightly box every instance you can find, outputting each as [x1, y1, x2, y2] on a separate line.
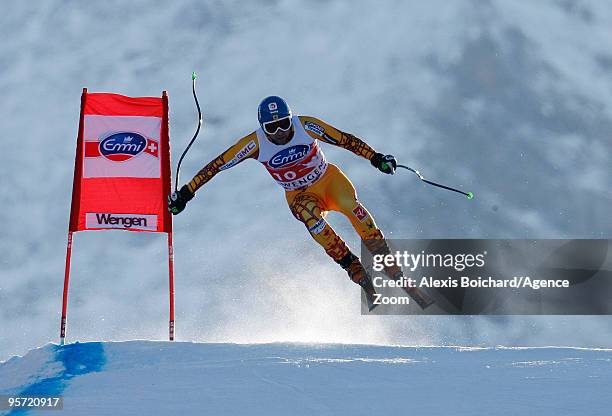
[1, 341, 611, 415]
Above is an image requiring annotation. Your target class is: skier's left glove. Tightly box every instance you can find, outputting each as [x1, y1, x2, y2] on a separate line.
[168, 185, 194, 215]
[371, 153, 397, 174]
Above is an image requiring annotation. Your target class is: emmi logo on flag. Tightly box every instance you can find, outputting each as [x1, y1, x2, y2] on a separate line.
[86, 213, 158, 231]
[100, 132, 147, 162]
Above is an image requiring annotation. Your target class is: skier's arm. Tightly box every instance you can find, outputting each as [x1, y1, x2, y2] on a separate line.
[186, 132, 259, 194]
[299, 116, 396, 174]
[169, 133, 259, 215]
[298, 116, 377, 160]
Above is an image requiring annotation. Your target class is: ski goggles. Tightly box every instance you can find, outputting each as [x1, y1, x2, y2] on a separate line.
[262, 116, 292, 135]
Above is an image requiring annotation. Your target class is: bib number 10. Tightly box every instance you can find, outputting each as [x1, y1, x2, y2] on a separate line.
[272, 170, 298, 181]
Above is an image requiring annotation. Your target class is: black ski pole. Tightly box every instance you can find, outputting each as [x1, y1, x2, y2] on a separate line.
[396, 163, 474, 199]
[174, 72, 203, 192]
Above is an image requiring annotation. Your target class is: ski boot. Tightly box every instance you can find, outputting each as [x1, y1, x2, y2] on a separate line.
[339, 252, 378, 311]
[364, 238, 435, 310]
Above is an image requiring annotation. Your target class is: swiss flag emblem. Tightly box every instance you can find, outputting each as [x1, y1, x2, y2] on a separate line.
[143, 140, 159, 157]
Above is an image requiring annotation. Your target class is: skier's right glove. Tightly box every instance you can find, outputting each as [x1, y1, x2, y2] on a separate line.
[168, 185, 194, 215]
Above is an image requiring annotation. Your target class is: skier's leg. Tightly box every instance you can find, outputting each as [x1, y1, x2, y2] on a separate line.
[286, 191, 351, 263]
[285, 190, 376, 296]
[323, 165, 403, 277]
[324, 165, 434, 309]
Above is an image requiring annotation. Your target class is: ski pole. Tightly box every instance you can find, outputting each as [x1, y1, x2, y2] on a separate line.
[395, 163, 474, 199]
[174, 72, 203, 192]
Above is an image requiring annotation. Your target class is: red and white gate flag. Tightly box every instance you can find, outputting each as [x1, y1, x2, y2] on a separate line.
[69, 90, 172, 233]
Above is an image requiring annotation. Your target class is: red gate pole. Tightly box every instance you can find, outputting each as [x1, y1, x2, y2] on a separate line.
[60, 88, 87, 346]
[168, 231, 175, 341]
[60, 232, 74, 345]
[162, 90, 175, 342]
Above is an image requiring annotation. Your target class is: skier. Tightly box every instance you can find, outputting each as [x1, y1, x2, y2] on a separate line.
[168, 96, 433, 310]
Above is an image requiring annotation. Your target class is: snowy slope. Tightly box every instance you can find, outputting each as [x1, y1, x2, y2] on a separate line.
[1, 341, 611, 416]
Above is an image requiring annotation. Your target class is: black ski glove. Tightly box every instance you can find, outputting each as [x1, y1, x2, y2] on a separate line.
[370, 153, 397, 174]
[168, 185, 194, 215]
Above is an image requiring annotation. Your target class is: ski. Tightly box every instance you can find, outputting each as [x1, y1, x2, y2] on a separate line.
[358, 275, 379, 312]
[363, 288, 379, 312]
[403, 286, 435, 310]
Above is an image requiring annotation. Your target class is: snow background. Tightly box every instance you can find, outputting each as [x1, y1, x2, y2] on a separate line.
[1, 0, 611, 362]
